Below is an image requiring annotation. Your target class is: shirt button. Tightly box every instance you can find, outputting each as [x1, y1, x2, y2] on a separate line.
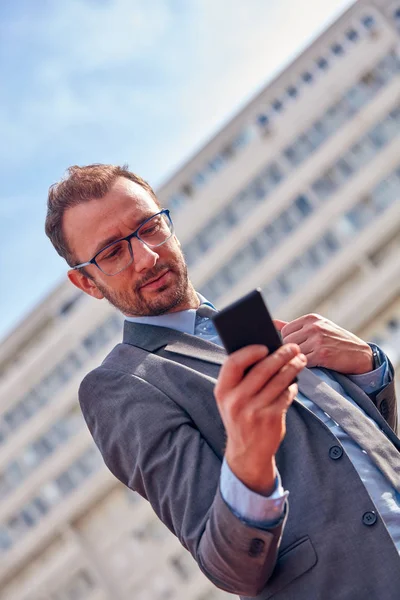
[362, 511, 377, 526]
[329, 445, 343, 460]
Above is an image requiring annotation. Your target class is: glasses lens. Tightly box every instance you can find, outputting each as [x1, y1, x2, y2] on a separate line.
[138, 212, 173, 247]
[96, 240, 132, 276]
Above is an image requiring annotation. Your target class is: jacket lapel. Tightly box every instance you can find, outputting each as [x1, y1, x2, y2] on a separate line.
[123, 320, 226, 366]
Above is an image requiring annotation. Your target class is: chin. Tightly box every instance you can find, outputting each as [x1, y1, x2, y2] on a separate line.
[146, 284, 187, 315]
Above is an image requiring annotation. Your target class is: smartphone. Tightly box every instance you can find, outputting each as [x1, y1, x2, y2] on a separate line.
[212, 288, 297, 381]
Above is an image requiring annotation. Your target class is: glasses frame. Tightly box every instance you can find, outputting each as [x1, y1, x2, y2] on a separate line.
[71, 208, 173, 276]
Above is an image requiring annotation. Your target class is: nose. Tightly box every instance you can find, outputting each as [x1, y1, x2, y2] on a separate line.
[132, 239, 158, 273]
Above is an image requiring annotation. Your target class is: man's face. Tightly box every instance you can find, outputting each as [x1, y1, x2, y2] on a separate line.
[64, 177, 194, 316]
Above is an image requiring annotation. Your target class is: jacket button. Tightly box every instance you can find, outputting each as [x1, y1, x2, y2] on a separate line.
[248, 538, 265, 557]
[379, 400, 389, 419]
[329, 445, 343, 460]
[362, 511, 377, 526]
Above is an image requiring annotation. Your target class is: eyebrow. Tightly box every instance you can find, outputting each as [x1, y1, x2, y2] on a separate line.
[91, 212, 157, 257]
[92, 234, 123, 257]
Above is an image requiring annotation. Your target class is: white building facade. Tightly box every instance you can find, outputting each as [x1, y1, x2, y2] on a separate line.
[0, 0, 399, 598]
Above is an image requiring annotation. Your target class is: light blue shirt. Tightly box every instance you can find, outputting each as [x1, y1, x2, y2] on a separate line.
[125, 297, 399, 553]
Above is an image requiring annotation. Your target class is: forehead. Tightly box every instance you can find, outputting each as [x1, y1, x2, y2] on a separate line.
[63, 176, 160, 260]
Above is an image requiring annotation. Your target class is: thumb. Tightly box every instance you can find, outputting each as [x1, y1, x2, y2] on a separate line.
[274, 319, 288, 332]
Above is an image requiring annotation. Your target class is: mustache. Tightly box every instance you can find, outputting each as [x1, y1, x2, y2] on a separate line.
[136, 264, 173, 289]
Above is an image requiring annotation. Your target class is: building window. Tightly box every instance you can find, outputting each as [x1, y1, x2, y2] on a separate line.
[264, 162, 284, 186]
[59, 293, 82, 317]
[221, 144, 236, 160]
[208, 154, 225, 173]
[307, 122, 326, 148]
[287, 86, 298, 98]
[49, 569, 96, 600]
[192, 172, 206, 188]
[249, 176, 268, 200]
[232, 127, 254, 149]
[346, 195, 376, 231]
[330, 159, 354, 186]
[257, 114, 269, 127]
[317, 57, 329, 70]
[0, 528, 11, 551]
[1, 448, 102, 554]
[332, 43, 344, 56]
[307, 233, 339, 269]
[281, 257, 312, 293]
[347, 136, 377, 170]
[272, 99, 283, 112]
[262, 280, 284, 312]
[294, 194, 313, 216]
[225, 245, 257, 285]
[346, 28, 359, 42]
[283, 145, 296, 165]
[168, 193, 186, 211]
[361, 15, 376, 29]
[301, 72, 313, 84]
[321, 101, 349, 135]
[251, 225, 275, 260]
[371, 171, 400, 213]
[184, 182, 197, 198]
[3, 404, 30, 431]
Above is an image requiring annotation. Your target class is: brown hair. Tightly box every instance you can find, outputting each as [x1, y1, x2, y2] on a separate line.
[45, 164, 159, 267]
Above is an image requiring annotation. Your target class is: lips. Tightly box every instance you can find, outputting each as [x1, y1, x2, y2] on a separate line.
[140, 269, 170, 289]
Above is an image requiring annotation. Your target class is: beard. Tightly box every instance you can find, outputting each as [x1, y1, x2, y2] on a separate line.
[93, 252, 192, 317]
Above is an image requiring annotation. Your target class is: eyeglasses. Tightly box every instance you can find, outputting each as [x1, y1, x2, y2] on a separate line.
[71, 209, 174, 276]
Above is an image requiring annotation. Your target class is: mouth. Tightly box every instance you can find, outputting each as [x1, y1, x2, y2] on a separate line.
[140, 269, 171, 290]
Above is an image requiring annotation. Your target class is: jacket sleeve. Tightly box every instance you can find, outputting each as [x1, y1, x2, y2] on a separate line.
[366, 351, 397, 434]
[375, 377, 398, 435]
[79, 367, 287, 596]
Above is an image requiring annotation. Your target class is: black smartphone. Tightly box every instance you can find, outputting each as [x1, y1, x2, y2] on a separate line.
[212, 288, 297, 381]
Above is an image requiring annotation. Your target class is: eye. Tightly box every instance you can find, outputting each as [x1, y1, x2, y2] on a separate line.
[103, 244, 123, 260]
[141, 222, 160, 236]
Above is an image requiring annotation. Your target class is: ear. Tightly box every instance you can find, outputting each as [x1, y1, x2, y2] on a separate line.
[67, 268, 104, 300]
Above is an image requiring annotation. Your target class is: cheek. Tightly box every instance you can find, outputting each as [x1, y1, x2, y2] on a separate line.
[162, 239, 184, 262]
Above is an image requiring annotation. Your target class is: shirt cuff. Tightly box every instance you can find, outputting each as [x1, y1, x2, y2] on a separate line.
[347, 344, 392, 395]
[220, 458, 288, 527]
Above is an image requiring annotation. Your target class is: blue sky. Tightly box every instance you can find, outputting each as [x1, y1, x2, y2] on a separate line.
[0, 0, 354, 341]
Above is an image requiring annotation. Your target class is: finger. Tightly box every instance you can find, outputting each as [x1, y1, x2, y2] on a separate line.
[295, 339, 314, 355]
[280, 315, 308, 337]
[215, 345, 268, 397]
[273, 319, 288, 331]
[280, 330, 308, 346]
[282, 336, 314, 358]
[301, 350, 319, 368]
[235, 344, 303, 401]
[260, 383, 298, 415]
[259, 353, 307, 403]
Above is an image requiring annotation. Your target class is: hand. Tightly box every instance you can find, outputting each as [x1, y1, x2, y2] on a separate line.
[214, 344, 307, 495]
[274, 314, 373, 375]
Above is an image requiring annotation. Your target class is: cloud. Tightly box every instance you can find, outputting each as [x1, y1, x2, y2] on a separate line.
[0, 0, 184, 169]
[0, 0, 354, 173]
[0, 0, 355, 340]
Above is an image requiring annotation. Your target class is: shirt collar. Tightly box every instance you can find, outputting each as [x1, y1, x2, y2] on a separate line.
[124, 293, 215, 335]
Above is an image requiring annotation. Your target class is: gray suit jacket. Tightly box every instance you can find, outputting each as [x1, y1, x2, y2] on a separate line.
[79, 321, 400, 600]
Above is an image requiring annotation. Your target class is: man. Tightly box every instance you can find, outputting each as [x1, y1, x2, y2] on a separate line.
[45, 164, 400, 600]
